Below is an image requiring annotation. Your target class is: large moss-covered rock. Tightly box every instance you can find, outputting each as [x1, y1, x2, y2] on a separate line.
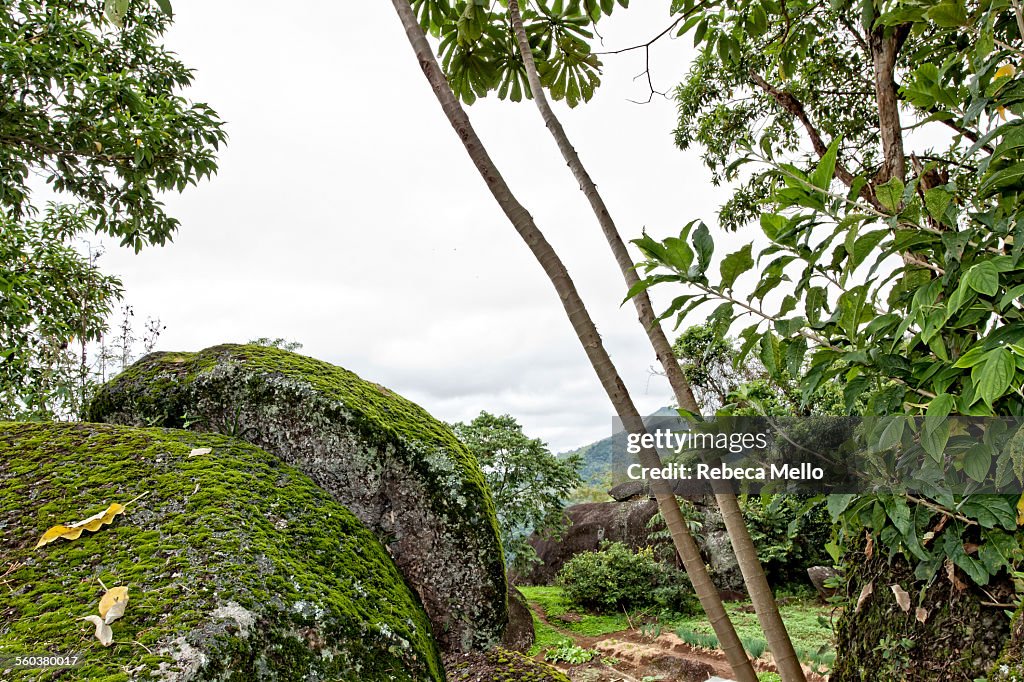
[87, 344, 507, 652]
[0, 422, 442, 681]
[831, 548, 1009, 681]
[988, 604, 1024, 681]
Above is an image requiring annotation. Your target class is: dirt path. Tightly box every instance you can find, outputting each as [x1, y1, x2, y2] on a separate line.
[527, 602, 827, 682]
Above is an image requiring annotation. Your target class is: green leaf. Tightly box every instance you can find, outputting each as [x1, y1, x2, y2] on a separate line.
[960, 496, 1016, 531]
[810, 137, 842, 190]
[926, 2, 969, 27]
[924, 187, 953, 223]
[827, 494, 856, 522]
[104, 0, 130, 26]
[926, 392, 956, 421]
[973, 348, 1016, 406]
[964, 261, 1000, 297]
[953, 346, 988, 369]
[760, 213, 786, 241]
[154, 0, 173, 15]
[883, 496, 911, 536]
[720, 244, 753, 292]
[1003, 427, 1024, 483]
[692, 222, 713, 273]
[980, 530, 1020, 575]
[980, 162, 1024, 198]
[876, 417, 906, 452]
[849, 230, 888, 272]
[964, 443, 993, 482]
[662, 236, 695, 273]
[874, 177, 905, 213]
[921, 421, 950, 462]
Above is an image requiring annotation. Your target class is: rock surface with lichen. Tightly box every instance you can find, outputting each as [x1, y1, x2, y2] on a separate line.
[832, 546, 1009, 681]
[0, 422, 443, 681]
[87, 344, 508, 653]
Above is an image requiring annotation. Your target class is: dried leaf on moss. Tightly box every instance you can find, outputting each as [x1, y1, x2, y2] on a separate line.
[856, 581, 873, 612]
[82, 615, 113, 646]
[890, 584, 911, 612]
[99, 586, 129, 624]
[35, 503, 126, 548]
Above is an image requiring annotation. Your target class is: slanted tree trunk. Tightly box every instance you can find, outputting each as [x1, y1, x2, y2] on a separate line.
[387, 2, 757, 679]
[505, 3, 805, 680]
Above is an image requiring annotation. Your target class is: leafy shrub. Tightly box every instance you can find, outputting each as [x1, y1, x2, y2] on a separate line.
[757, 673, 782, 682]
[543, 640, 596, 664]
[740, 494, 831, 588]
[557, 542, 697, 614]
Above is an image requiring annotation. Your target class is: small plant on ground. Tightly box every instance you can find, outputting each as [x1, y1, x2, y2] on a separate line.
[543, 639, 596, 664]
[740, 635, 768, 659]
[676, 627, 719, 651]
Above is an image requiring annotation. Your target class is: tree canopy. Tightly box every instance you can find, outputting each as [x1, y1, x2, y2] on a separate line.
[0, 0, 225, 250]
[630, 0, 1024, 616]
[0, 0, 223, 418]
[452, 411, 582, 571]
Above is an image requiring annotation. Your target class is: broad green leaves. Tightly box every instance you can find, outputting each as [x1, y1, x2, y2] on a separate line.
[720, 245, 754, 292]
[417, 0, 620, 107]
[630, 0, 1024, 593]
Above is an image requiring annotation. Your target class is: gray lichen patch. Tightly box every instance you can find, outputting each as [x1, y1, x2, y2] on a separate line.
[0, 422, 443, 682]
[87, 344, 508, 653]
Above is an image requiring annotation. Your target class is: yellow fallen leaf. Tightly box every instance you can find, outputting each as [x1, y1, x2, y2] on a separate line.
[1016, 493, 1024, 526]
[99, 586, 129, 624]
[82, 615, 113, 646]
[189, 448, 212, 458]
[36, 503, 126, 548]
[996, 64, 1017, 80]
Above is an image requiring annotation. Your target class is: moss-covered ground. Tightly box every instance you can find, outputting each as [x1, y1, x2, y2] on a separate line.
[0, 422, 443, 681]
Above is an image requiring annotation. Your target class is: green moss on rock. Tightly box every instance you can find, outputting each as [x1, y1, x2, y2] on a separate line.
[87, 344, 507, 653]
[831, 546, 1009, 681]
[989, 603, 1024, 681]
[0, 422, 442, 681]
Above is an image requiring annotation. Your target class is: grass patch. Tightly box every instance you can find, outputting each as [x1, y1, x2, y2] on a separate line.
[673, 599, 834, 669]
[529, 609, 566, 657]
[520, 586, 633, 638]
[521, 586, 834, 670]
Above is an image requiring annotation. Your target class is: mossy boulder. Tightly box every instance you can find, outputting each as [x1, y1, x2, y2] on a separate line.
[499, 586, 534, 653]
[0, 422, 442, 681]
[87, 344, 507, 653]
[989, 604, 1024, 681]
[831, 546, 1009, 681]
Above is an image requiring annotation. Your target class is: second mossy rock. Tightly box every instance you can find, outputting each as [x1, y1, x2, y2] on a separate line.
[88, 344, 507, 653]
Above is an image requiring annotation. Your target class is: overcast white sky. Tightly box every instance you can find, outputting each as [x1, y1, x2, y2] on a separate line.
[89, 2, 744, 453]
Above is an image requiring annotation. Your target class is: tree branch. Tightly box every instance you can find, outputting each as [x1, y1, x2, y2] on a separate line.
[870, 23, 911, 183]
[747, 71, 888, 211]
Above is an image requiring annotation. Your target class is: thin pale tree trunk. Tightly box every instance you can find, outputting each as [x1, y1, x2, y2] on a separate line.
[506, 3, 805, 680]
[388, 2, 757, 680]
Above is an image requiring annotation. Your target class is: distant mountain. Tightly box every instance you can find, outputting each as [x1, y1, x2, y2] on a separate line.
[558, 407, 679, 486]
